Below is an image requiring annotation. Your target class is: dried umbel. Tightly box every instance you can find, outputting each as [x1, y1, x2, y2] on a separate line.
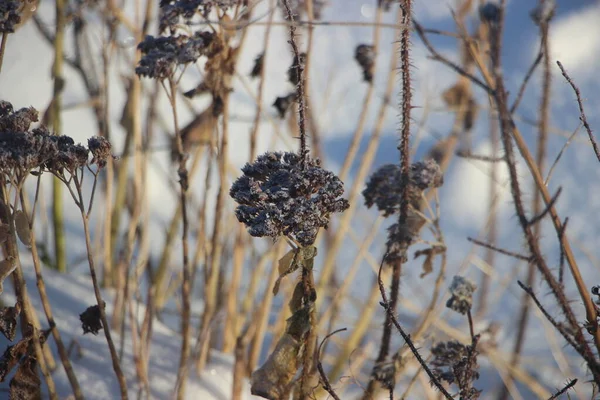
[0, 101, 111, 176]
[230, 152, 349, 246]
[135, 32, 216, 80]
[88, 136, 112, 168]
[355, 44, 375, 83]
[446, 276, 477, 315]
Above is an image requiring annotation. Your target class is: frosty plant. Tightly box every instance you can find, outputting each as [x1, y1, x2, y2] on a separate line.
[0, 100, 121, 399]
[230, 154, 349, 398]
[230, 2, 349, 398]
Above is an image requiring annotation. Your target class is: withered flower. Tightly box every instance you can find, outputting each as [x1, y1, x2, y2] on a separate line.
[88, 136, 112, 168]
[0, 302, 21, 341]
[446, 276, 477, 315]
[230, 152, 349, 246]
[135, 32, 216, 80]
[273, 93, 296, 119]
[355, 44, 375, 83]
[250, 52, 264, 78]
[0, 0, 21, 33]
[431, 339, 481, 399]
[79, 302, 105, 335]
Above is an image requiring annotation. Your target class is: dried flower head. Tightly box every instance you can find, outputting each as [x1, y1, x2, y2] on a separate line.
[479, 2, 501, 24]
[135, 32, 216, 80]
[355, 44, 375, 83]
[0, 0, 20, 33]
[273, 93, 296, 119]
[88, 136, 112, 168]
[446, 276, 477, 315]
[250, 52, 264, 78]
[363, 159, 443, 217]
[79, 303, 105, 335]
[158, 0, 240, 32]
[530, 0, 555, 25]
[230, 152, 349, 246]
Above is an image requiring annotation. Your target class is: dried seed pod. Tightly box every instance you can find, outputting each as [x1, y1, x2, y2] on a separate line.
[14, 210, 31, 247]
[354, 44, 375, 83]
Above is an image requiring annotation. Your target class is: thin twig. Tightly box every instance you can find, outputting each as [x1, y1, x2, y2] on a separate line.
[547, 379, 577, 400]
[377, 261, 453, 399]
[527, 187, 561, 226]
[456, 150, 504, 163]
[467, 237, 532, 262]
[556, 60, 600, 163]
[510, 44, 543, 113]
[316, 328, 347, 400]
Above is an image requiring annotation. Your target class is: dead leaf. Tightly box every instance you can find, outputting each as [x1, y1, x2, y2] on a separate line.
[0, 224, 9, 244]
[414, 246, 446, 278]
[9, 355, 41, 400]
[273, 248, 300, 296]
[0, 302, 21, 341]
[14, 210, 31, 247]
[0, 259, 16, 295]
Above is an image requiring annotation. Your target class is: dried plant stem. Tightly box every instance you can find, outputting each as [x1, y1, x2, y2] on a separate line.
[20, 185, 83, 400]
[0, 33, 7, 73]
[282, 0, 308, 165]
[487, 9, 600, 382]
[377, 260, 453, 399]
[316, 6, 402, 309]
[502, 17, 551, 398]
[74, 175, 129, 399]
[337, 7, 383, 181]
[1, 187, 58, 399]
[556, 60, 600, 163]
[165, 78, 192, 400]
[196, 100, 230, 375]
[51, 0, 67, 273]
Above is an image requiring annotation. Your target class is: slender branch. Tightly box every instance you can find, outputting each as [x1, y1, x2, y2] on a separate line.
[527, 187, 561, 226]
[467, 237, 532, 262]
[316, 328, 346, 400]
[547, 379, 577, 400]
[282, 0, 308, 167]
[377, 261, 453, 399]
[556, 60, 600, 163]
[510, 43, 543, 113]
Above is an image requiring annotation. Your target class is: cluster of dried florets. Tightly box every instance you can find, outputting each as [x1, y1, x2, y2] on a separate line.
[355, 44, 375, 83]
[159, 0, 241, 32]
[363, 159, 443, 262]
[446, 275, 477, 315]
[136, 32, 217, 80]
[230, 152, 349, 246]
[431, 339, 481, 400]
[0, 101, 112, 176]
[0, 0, 20, 33]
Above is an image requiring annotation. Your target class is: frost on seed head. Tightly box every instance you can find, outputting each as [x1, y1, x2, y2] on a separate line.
[230, 151, 349, 246]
